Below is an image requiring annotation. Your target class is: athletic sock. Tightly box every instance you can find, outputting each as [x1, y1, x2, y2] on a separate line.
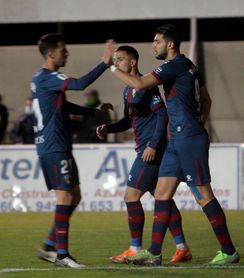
[168, 199, 187, 249]
[126, 201, 145, 249]
[44, 205, 76, 250]
[149, 200, 173, 256]
[44, 224, 56, 249]
[202, 198, 236, 255]
[55, 205, 71, 257]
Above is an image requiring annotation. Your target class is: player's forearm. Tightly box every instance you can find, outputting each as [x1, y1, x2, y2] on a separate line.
[67, 62, 108, 90]
[106, 117, 131, 133]
[111, 67, 145, 90]
[148, 108, 168, 149]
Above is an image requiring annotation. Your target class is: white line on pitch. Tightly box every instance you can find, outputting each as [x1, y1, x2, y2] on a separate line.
[1, 265, 244, 273]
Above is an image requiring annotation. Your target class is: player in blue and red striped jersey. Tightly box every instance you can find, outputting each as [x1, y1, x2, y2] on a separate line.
[110, 25, 240, 266]
[31, 33, 113, 268]
[97, 45, 191, 264]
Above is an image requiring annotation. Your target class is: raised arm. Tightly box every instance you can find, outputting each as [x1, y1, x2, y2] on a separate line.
[110, 67, 159, 90]
[63, 40, 114, 91]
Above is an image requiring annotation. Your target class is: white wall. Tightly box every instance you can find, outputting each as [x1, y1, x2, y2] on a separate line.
[0, 0, 244, 23]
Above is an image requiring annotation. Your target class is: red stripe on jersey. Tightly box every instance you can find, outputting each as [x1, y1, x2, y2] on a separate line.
[151, 71, 161, 84]
[61, 78, 71, 93]
[55, 93, 64, 109]
[165, 86, 177, 100]
[151, 102, 165, 112]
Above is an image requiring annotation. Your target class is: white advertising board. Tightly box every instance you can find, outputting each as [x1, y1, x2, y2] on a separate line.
[0, 144, 241, 212]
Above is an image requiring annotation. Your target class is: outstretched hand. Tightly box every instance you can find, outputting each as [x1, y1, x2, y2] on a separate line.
[102, 39, 115, 65]
[96, 124, 108, 140]
[98, 103, 114, 112]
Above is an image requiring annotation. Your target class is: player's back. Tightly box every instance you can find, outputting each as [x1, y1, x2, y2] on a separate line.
[31, 68, 72, 156]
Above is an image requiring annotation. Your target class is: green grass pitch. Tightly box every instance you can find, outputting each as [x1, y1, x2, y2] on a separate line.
[0, 210, 243, 277]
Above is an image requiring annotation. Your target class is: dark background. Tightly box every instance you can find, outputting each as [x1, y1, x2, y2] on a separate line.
[0, 17, 243, 45]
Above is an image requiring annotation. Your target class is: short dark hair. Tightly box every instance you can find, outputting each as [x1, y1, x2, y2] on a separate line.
[155, 24, 182, 49]
[115, 45, 139, 61]
[38, 33, 65, 57]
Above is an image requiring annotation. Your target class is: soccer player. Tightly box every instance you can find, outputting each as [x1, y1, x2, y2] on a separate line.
[31, 33, 113, 268]
[97, 45, 192, 264]
[109, 25, 240, 265]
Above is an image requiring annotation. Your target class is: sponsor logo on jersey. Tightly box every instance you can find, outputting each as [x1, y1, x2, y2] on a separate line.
[155, 67, 162, 73]
[57, 73, 69, 80]
[34, 135, 45, 144]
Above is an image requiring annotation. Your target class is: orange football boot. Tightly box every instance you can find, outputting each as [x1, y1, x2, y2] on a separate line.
[170, 248, 192, 263]
[110, 248, 138, 263]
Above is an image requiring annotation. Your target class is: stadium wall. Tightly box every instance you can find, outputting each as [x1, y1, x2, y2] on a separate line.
[0, 0, 244, 23]
[0, 144, 242, 212]
[0, 42, 243, 142]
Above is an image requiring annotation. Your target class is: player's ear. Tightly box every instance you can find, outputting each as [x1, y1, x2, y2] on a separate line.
[48, 50, 56, 60]
[168, 41, 175, 50]
[130, 59, 136, 67]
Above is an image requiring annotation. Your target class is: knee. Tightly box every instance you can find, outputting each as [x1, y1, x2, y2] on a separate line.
[123, 188, 141, 203]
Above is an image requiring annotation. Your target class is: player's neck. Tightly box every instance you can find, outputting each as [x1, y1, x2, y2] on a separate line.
[130, 67, 139, 76]
[166, 49, 180, 61]
[43, 60, 59, 72]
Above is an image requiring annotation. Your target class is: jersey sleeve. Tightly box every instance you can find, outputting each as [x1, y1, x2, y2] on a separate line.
[44, 72, 71, 92]
[149, 88, 166, 112]
[151, 61, 177, 85]
[44, 62, 108, 93]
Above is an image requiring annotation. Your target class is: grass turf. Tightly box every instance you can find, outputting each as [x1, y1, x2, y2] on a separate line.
[0, 211, 243, 277]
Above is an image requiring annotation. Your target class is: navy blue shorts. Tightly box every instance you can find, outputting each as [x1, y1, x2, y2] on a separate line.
[39, 152, 80, 191]
[127, 149, 163, 193]
[158, 133, 211, 186]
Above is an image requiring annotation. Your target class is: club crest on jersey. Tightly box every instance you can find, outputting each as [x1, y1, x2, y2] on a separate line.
[64, 174, 71, 184]
[186, 175, 192, 182]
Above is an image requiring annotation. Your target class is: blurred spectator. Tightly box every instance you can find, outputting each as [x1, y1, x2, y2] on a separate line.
[10, 97, 34, 144]
[0, 94, 9, 143]
[70, 89, 112, 143]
